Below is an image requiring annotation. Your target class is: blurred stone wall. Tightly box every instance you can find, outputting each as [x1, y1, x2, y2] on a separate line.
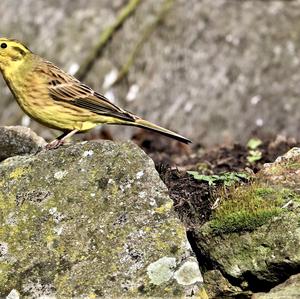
[1, 0, 300, 145]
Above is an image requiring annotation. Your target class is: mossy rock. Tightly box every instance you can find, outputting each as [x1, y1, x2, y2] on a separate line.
[0, 141, 205, 298]
[196, 148, 300, 293]
[206, 184, 295, 235]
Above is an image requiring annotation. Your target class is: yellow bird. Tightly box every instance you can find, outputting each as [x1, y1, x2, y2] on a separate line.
[0, 38, 191, 149]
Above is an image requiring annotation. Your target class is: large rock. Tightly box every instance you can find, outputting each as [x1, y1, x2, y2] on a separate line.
[1, 1, 300, 144]
[0, 141, 205, 298]
[195, 148, 300, 295]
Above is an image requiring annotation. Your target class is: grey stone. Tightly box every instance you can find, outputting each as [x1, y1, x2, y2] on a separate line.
[203, 270, 243, 298]
[0, 141, 206, 298]
[0, 126, 46, 161]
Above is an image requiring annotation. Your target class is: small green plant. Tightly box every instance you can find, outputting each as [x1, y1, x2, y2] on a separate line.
[247, 138, 263, 163]
[187, 171, 250, 186]
[247, 150, 262, 163]
[247, 138, 262, 150]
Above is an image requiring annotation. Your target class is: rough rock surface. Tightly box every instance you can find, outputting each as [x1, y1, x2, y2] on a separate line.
[0, 141, 205, 298]
[195, 148, 300, 296]
[203, 270, 244, 298]
[0, 126, 46, 162]
[252, 274, 300, 299]
[1, 1, 300, 144]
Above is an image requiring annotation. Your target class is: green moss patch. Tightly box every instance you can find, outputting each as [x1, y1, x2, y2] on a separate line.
[208, 183, 299, 235]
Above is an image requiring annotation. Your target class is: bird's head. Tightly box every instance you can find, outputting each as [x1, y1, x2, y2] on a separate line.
[0, 38, 31, 72]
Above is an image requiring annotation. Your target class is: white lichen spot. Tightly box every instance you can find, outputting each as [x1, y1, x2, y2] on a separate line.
[5, 212, 17, 226]
[6, 289, 20, 299]
[23, 281, 53, 297]
[174, 259, 203, 285]
[139, 191, 146, 199]
[54, 170, 68, 180]
[49, 207, 64, 223]
[54, 226, 63, 236]
[149, 198, 157, 207]
[147, 257, 176, 285]
[136, 171, 144, 179]
[49, 207, 57, 215]
[0, 242, 8, 257]
[82, 150, 94, 157]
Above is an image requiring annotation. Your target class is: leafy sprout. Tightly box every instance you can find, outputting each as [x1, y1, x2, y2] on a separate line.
[247, 138, 263, 163]
[187, 171, 250, 186]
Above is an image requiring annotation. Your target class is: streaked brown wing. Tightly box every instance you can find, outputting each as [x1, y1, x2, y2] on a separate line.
[40, 61, 135, 122]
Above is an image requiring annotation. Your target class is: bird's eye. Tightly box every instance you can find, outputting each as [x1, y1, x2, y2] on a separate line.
[1, 43, 7, 49]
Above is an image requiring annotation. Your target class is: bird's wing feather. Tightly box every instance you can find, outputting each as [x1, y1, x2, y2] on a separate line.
[38, 61, 135, 122]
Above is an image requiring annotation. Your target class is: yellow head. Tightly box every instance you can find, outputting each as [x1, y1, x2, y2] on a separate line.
[0, 38, 31, 71]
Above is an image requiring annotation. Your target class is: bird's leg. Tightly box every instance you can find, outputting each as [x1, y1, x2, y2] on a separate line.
[45, 129, 79, 150]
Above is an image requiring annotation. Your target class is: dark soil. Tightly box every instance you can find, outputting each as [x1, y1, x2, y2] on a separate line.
[132, 130, 300, 229]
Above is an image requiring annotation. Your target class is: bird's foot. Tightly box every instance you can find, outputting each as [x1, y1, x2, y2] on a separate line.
[45, 139, 65, 150]
[44, 130, 79, 150]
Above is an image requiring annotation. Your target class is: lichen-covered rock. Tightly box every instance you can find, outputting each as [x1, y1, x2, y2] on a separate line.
[195, 148, 300, 294]
[252, 274, 300, 299]
[0, 126, 46, 162]
[0, 141, 206, 298]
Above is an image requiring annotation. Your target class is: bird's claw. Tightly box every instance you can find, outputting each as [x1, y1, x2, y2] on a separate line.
[45, 139, 64, 150]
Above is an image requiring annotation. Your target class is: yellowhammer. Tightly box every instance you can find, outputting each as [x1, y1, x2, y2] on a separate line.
[0, 38, 191, 148]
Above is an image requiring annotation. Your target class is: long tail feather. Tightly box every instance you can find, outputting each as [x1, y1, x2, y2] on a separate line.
[112, 118, 192, 144]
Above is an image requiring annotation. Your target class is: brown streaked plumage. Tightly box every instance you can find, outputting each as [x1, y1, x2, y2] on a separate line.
[0, 38, 191, 148]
